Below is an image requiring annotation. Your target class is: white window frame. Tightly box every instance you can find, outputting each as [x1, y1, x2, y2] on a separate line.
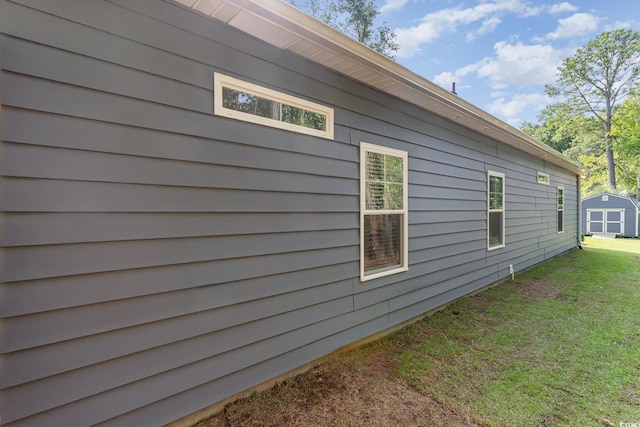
[557, 186, 565, 233]
[214, 72, 334, 140]
[487, 170, 506, 250]
[360, 142, 408, 281]
[537, 171, 550, 185]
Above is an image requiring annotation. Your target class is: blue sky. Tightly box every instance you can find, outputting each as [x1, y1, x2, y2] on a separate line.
[374, 0, 640, 127]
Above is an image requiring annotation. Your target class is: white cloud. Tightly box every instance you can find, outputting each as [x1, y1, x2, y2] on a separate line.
[485, 92, 551, 125]
[545, 13, 600, 39]
[433, 71, 457, 87]
[466, 17, 502, 42]
[605, 20, 637, 31]
[476, 41, 563, 88]
[548, 2, 578, 14]
[380, 0, 408, 14]
[433, 62, 484, 89]
[519, 4, 546, 18]
[395, 0, 540, 58]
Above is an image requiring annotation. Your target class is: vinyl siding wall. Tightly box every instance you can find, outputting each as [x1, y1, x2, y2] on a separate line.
[0, 0, 579, 425]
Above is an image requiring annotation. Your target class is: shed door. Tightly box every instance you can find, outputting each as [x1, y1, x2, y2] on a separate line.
[604, 210, 624, 234]
[587, 209, 625, 235]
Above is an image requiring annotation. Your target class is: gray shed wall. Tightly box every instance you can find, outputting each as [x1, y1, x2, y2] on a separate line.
[581, 193, 640, 237]
[0, 0, 579, 425]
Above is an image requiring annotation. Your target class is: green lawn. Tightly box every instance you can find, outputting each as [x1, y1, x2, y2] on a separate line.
[394, 236, 640, 426]
[198, 237, 640, 427]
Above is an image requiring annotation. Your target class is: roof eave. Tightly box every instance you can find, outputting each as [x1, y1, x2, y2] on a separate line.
[174, 0, 584, 175]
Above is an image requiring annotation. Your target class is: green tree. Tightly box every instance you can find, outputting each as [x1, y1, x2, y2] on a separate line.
[521, 103, 605, 196]
[546, 29, 640, 189]
[290, 0, 399, 59]
[610, 87, 640, 197]
[521, 102, 598, 153]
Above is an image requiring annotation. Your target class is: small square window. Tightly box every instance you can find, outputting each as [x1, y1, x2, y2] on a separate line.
[537, 171, 550, 185]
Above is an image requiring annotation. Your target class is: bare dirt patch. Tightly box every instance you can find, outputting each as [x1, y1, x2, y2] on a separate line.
[517, 279, 562, 300]
[195, 351, 480, 427]
[464, 294, 495, 313]
[564, 251, 581, 260]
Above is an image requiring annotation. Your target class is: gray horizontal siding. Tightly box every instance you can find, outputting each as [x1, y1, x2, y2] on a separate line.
[95, 312, 394, 426]
[2, 178, 356, 214]
[3, 109, 357, 177]
[3, 36, 212, 113]
[7, 299, 386, 426]
[2, 211, 357, 246]
[2, 142, 357, 195]
[3, 290, 355, 410]
[1, 250, 357, 318]
[2, 276, 355, 389]
[0, 0, 580, 425]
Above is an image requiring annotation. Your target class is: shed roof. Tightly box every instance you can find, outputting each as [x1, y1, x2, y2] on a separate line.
[582, 192, 640, 208]
[175, 0, 584, 175]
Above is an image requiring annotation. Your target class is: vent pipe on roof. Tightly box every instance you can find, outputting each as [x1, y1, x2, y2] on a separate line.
[451, 82, 457, 95]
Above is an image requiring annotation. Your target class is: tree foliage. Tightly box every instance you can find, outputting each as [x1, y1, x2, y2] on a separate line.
[523, 90, 640, 198]
[290, 0, 399, 59]
[545, 29, 640, 189]
[610, 87, 640, 196]
[521, 102, 600, 153]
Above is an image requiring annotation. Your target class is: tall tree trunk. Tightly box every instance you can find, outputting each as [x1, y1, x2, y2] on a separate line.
[605, 137, 616, 189]
[604, 110, 616, 189]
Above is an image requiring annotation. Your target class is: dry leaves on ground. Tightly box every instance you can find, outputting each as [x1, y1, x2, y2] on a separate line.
[195, 348, 480, 427]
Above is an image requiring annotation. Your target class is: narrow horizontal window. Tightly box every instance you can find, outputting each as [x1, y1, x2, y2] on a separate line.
[214, 73, 334, 139]
[537, 171, 550, 185]
[488, 171, 505, 250]
[360, 142, 408, 281]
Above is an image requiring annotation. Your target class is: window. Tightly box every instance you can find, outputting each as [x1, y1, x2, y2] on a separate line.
[360, 142, 408, 281]
[557, 186, 564, 233]
[214, 73, 334, 139]
[487, 171, 505, 250]
[537, 171, 550, 185]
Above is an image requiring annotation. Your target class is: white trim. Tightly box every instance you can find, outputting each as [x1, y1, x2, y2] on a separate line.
[487, 170, 506, 250]
[586, 209, 602, 234]
[537, 171, 550, 185]
[586, 208, 626, 235]
[557, 186, 565, 233]
[214, 72, 334, 139]
[606, 209, 625, 235]
[360, 142, 408, 281]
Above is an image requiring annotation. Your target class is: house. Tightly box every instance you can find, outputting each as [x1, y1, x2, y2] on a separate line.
[0, 0, 584, 425]
[581, 193, 640, 237]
